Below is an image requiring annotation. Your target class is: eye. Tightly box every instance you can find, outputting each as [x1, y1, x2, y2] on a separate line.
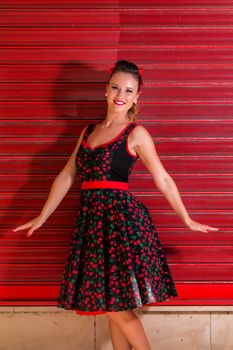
[112, 86, 118, 89]
[127, 90, 133, 93]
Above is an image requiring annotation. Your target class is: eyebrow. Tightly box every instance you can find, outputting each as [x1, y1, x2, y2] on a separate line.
[111, 83, 135, 90]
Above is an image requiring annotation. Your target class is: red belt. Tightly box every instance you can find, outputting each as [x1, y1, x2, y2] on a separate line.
[81, 180, 128, 190]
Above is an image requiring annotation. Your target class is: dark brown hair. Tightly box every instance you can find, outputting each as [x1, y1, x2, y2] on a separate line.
[107, 60, 143, 121]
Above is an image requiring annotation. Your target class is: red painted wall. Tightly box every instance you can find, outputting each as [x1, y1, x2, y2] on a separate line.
[1, 0, 233, 306]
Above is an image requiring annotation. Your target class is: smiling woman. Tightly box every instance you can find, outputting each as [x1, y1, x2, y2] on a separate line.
[106, 60, 143, 122]
[13, 59, 218, 350]
[55, 60, 180, 350]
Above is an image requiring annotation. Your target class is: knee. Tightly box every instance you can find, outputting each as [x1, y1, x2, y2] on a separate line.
[106, 310, 135, 321]
[106, 311, 116, 320]
[105, 311, 123, 322]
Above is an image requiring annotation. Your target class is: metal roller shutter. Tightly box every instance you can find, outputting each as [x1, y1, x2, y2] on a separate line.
[1, 0, 232, 306]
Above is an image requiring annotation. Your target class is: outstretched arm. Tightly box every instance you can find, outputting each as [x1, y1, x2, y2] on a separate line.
[13, 124, 88, 237]
[130, 125, 219, 233]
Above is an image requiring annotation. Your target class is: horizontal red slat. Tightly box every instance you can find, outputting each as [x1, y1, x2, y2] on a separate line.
[3, 64, 233, 83]
[1, 246, 233, 263]
[0, 263, 232, 281]
[1, 174, 233, 192]
[0, 283, 233, 306]
[1, 228, 233, 246]
[4, 28, 233, 46]
[0, 0, 232, 8]
[0, 282, 233, 306]
[1, 102, 233, 120]
[1, 121, 233, 138]
[3, 65, 233, 84]
[1, 192, 233, 210]
[2, 9, 233, 27]
[2, 136, 233, 155]
[2, 47, 233, 65]
[3, 84, 233, 103]
[5, 209, 231, 227]
[1, 155, 233, 174]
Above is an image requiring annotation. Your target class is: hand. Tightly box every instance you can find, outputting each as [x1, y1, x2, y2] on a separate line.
[185, 218, 219, 233]
[12, 215, 46, 238]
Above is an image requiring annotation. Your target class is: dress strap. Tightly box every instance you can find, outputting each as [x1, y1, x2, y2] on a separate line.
[119, 122, 138, 141]
[125, 122, 138, 134]
[82, 123, 95, 142]
[119, 122, 139, 159]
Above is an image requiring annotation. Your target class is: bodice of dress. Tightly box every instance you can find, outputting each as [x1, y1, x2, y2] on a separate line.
[76, 122, 139, 183]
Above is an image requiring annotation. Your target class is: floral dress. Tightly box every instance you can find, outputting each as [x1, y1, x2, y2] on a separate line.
[57, 121, 178, 315]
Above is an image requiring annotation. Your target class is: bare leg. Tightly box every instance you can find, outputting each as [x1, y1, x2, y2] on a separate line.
[108, 317, 132, 350]
[106, 310, 151, 350]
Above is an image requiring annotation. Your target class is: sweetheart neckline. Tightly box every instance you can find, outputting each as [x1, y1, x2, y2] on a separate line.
[82, 121, 136, 151]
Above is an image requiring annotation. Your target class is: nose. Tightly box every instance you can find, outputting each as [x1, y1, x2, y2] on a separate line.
[115, 91, 125, 101]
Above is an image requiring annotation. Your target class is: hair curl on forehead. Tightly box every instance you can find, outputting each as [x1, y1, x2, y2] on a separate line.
[107, 60, 143, 92]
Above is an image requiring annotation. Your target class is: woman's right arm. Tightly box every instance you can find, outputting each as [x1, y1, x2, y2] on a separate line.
[12, 125, 88, 237]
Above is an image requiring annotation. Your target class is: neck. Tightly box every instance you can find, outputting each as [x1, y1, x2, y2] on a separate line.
[102, 110, 130, 127]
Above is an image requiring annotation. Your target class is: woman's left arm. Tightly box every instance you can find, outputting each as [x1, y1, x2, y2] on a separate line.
[131, 125, 219, 233]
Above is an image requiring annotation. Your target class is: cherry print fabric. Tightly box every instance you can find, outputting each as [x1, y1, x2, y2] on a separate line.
[57, 122, 178, 315]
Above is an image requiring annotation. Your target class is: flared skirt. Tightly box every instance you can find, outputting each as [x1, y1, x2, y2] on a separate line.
[57, 188, 178, 315]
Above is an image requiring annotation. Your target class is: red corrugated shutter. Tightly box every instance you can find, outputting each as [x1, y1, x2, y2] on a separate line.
[1, 0, 233, 306]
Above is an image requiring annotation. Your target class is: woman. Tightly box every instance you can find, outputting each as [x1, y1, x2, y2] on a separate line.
[13, 60, 219, 350]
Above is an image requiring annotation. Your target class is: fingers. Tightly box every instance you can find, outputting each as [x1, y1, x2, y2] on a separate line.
[12, 221, 35, 237]
[12, 222, 31, 232]
[204, 225, 219, 232]
[26, 230, 34, 237]
[199, 227, 218, 233]
[205, 227, 219, 232]
[190, 221, 219, 233]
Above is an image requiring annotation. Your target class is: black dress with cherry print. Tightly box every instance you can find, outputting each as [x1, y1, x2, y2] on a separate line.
[57, 121, 178, 315]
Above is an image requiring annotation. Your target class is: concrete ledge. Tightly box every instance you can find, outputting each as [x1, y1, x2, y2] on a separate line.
[0, 306, 233, 349]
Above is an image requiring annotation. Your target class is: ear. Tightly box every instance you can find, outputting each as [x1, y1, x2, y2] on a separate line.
[105, 82, 109, 95]
[134, 91, 141, 104]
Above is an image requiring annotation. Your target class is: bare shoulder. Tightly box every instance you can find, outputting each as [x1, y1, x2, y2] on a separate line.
[129, 124, 153, 146]
[132, 123, 150, 134]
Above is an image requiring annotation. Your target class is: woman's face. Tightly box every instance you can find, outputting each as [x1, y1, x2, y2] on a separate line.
[106, 71, 140, 113]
